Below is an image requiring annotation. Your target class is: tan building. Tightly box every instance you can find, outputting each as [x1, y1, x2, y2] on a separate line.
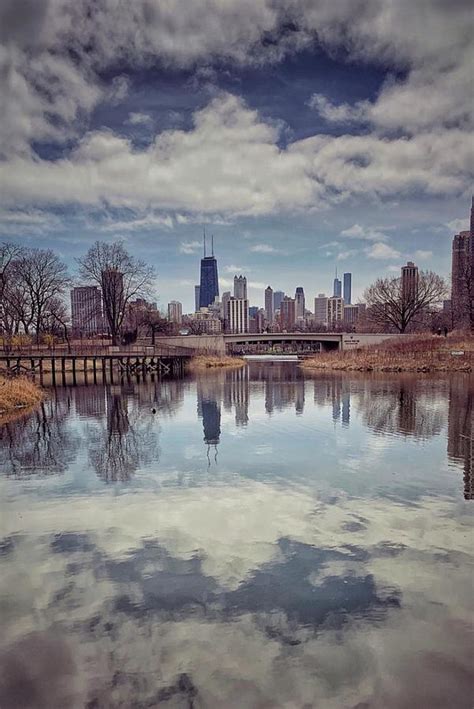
[401, 261, 419, 303]
[327, 296, 344, 328]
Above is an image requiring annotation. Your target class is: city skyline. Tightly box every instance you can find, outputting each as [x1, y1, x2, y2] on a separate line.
[0, 2, 472, 313]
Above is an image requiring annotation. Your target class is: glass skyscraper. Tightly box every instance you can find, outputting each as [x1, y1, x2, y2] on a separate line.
[199, 246, 219, 308]
[343, 272, 352, 304]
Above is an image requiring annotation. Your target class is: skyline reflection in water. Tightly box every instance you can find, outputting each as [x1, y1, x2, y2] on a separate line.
[0, 364, 472, 708]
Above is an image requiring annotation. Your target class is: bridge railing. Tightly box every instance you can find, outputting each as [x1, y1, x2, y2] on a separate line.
[0, 343, 195, 358]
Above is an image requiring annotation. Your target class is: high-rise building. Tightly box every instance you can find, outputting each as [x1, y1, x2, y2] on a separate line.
[327, 296, 344, 328]
[168, 300, 182, 324]
[194, 285, 200, 313]
[401, 261, 419, 303]
[199, 234, 219, 308]
[333, 272, 342, 298]
[71, 286, 103, 334]
[343, 273, 352, 305]
[265, 286, 274, 323]
[314, 294, 328, 326]
[344, 304, 360, 326]
[295, 287, 305, 320]
[226, 297, 249, 333]
[273, 290, 285, 312]
[233, 275, 247, 300]
[280, 296, 296, 330]
[221, 291, 231, 326]
[451, 199, 473, 327]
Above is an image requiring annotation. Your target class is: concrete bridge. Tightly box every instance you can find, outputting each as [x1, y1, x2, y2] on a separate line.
[153, 332, 404, 355]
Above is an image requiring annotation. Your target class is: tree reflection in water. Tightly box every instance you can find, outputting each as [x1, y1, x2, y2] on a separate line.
[0, 395, 79, 477]
[88, 390, 160, 482]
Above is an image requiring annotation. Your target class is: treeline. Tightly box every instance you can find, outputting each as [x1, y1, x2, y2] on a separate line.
[0, 241, 157, 345]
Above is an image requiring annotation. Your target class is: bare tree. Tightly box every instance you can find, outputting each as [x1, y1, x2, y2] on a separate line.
[364, 270, 448, 333]
[19, 249, 69, 343]
[78, 241, 156, 345]
[0, 243, 21, 303]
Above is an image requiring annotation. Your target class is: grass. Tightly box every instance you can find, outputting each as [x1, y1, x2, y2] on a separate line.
[0, 376, 44, 419]
[187, 355, 246, 371]
[301, 333, 474, 373]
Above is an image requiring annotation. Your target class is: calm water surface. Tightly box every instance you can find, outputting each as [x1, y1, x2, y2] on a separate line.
[0, 363, 473, 708]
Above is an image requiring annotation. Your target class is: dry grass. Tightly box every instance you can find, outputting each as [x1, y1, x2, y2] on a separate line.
[301, 333, 474, 373]
[187, 355, 246, 371]
[0, 376, 44, 418]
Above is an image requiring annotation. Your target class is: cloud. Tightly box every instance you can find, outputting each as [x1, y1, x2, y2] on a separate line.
[308, 94, 366, 124]
[366, 242, 401, 260]
[126, 112, 153, 127]
[341, 224, 388, 241]
[413, 249, 433, 261]
[250, 244, 280, 253]
[224, 265, 249, 273]
[445, 217, 470, 233]
[101, 212, 174, 231]
[337, 249, 358, 261]
[0, 208, 60, 234]
[179, 240, 202, 254]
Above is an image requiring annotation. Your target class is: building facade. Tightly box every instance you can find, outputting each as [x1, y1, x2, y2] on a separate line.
[401, 261, 419, 303]
[168, 301, 182, 324]
[226, 297, 249, 333]
[295, 287, 305, 320]
[265, 286, 274, 324]
[451, 199, 473, 328]
[314, 294, 328, 326]
[280, 296, 296, 331]
[333, 276, 342, 298]
[344, 304, 360, 326]
[194, 285, 200, 313]
[327, 296, 344, 328]
[343, 273, 352, 305]
[273, 291, 285, 313]
[233, 275, 247, 300]
[71, 286, 103, 334]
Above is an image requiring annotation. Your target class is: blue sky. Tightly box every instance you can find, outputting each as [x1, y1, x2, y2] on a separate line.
[0, 0, 472, 311]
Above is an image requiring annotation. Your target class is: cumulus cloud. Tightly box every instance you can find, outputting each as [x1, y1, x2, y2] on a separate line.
[250, 244, 280, 253]
[126, 112, 153, 127]
[179, 240, 202, 254]
[413, 249, 433, 261]
[445, 217, 470, 233]
[366, 242, 401, 260]
[341, 224, 388, 241]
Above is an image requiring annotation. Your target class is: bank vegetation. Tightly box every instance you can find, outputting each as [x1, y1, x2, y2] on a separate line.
[301, 334, 473, 373]
[0, 376, 44, 419]
[187, 355, 246, 371]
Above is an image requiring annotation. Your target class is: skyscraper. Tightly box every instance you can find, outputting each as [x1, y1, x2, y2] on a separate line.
[280, 296, 296, 330]
[401, 261, 419, 303]
[451, 198, 473, 328]
[194, 285, 200, 312]
[343, 273, 352, 305]
[71, 286, 103, 334]
[333, 273, 342, 298]
[168, 301, 182, 324]
[295, 286, 305, 320]
[265, 286, 274, 323]
[273, 290, 285, 312]
[233, 275, 247, 300]
[314, 294, 328, 326]
[226, 297, 249, 333]
[199, 233, 219, 308]
[327, 296, 344, 329]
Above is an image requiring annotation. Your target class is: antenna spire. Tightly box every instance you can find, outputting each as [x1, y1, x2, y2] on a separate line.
[211, 234, 214, 257]
[203, 227, 206, 257]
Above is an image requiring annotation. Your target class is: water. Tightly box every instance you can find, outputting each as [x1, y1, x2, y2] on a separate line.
[0, 363, 472, 708]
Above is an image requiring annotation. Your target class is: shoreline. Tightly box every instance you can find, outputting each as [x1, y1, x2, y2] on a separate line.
[301, 335, 473, 374]
[0, 376, 44, 421]
[187, 355, 246, 371]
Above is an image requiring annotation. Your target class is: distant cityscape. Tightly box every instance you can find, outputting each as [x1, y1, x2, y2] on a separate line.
[69, 199, 473, 337]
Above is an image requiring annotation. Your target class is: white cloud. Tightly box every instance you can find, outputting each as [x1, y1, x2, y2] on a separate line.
[126, 112, 153, 127]
[337, 249, 358, 261]
[250, 244, 280, 253]
[341, 224, 388, 241]
[179, 240, 202, 254]
[0, 208, 60, 234]
[224, 265, 249, 273]
[445, 217, 469, 233]
[413, 249, 433, 261]
[366, 242, 401, 260]
[101, 213, 174, 231]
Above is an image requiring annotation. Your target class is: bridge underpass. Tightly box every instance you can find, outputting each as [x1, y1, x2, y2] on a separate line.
[224, 333, 342, 355]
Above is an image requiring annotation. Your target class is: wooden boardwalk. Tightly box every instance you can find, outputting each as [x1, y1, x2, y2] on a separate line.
[0, 347, 192, 385]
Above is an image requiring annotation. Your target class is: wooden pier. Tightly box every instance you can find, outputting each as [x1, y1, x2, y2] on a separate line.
[0, 347, 191, 385]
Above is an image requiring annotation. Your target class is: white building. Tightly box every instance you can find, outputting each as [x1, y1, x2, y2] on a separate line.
[226, 297, 249, 333]
[327, 296, 344, 328]
[314, 294, 328, 326]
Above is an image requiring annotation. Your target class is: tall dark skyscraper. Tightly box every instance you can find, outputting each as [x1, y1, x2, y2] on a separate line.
[273, 290, 285, 312]
[451, 197, 473, 328]
[199, 233, 219, 308]
[333, 272, 342, 298]
[343, 273, 352, 304]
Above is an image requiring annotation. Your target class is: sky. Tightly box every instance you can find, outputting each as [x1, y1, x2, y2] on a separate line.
[0, 0, 473, 313]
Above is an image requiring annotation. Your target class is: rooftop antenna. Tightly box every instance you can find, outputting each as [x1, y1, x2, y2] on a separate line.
[211, 234, 214, 257]
[203, 227, 206, 257]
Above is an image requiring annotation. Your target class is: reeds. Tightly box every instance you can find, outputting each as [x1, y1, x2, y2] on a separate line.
[0, 376, 44, 416]
[301, 334, 473, 373]
[187, 355, 246, 371]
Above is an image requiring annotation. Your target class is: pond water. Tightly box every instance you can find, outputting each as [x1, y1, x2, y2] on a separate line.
[0, 363, 472, 708]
